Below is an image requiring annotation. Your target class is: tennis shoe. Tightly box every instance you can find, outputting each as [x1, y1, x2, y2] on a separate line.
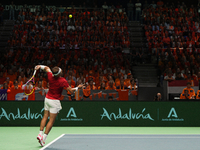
[37, 134, 45, 146]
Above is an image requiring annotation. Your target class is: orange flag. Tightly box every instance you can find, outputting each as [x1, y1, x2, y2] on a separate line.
[103, 93, 107, 99]
[98, 92, 102, 98]
[68, 96, 71, 101]
[93, 93, 97, 99]
[79, 96, 82, 100]
[131, 90, 138, 96]
[113, 93, 117, 98]
[89, 95, 92, 100]
[60, 95, 65, 100]
[39, 90, 43, 96]
[83, 89, 91, 97]
[108, 93, 112, 97]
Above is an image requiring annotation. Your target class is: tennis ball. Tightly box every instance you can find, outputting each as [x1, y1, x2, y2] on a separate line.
[69, 14, 72, 18]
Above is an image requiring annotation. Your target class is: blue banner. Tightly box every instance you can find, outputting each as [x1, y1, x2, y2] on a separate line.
[0, 89, 7, 101]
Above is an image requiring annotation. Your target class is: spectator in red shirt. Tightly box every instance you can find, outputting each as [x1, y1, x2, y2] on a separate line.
[163, 35, 171, 47]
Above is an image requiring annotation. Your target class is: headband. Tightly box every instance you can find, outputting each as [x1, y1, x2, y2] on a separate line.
[53, 68, 62, 76]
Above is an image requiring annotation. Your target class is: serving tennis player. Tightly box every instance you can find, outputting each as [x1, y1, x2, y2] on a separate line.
[35, 65, 84, 146]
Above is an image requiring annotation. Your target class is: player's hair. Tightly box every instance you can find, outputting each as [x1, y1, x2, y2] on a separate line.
[52, 66, 62, 77]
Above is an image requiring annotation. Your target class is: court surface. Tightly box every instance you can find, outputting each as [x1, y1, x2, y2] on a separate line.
[0, 127, 200, 150]
[41, 134, 200, 150]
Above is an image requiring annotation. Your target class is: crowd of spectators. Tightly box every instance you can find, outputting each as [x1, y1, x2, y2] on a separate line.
[0, 4, 138, 93]
[142, 1, 200, 87]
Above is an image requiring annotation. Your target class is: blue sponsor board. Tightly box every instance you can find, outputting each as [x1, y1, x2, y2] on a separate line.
[0, 89, 7, 101]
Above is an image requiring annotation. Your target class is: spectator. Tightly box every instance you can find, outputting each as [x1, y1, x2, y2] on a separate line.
[17, 76, 23, 87]
[181, 82, 195, 98]
[154, 93, 162, 101]
[30, 5, 36, 13]
[106, 80, 116, 90]
[163, 35, 171, 47]
[128, 79, 137, 90]
[0, 3, 4, 25]
[127, 0, 134, 21]
[102, 2, 108, 9]
[22, 78, 33, 90]
[149, 1, 157, 9]
[175, 72, 184, 80]
[98, 82, 106, 90]
[164, 71, 175, 81]
[116, 79, 128, 89]
[143, 0, 149, 8]
[11, 80, 22, 90]
[35, 81, 43, 90]
[180, 89, 193, 99]
[198, 0, 200, 14]
[67, 22, 75, 31]
[157, 0, 164, 7]
[9, 1, 15, 20]
[5, 77, 13, 88]
[196, 90, 200, 99]
[135, 0, 142, 21]
[86, 79, 96, 90]
[108, 96, 113, 100]
[1, 82, 9, 89]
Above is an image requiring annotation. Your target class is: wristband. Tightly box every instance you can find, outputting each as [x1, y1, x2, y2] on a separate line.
[72, 87, 78, 92]
[40, 65, 46, 70]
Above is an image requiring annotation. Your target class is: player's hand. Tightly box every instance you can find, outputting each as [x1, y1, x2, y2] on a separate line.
[35, 65, 41, 70]
[78, 84, 85, 89]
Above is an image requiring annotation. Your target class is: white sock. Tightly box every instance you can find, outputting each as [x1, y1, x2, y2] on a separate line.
[43, 134, 48, 142]
[39, 131, 43, 136]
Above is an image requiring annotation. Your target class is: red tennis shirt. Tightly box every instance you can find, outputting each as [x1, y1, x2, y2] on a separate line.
[46, 72, 69, 100]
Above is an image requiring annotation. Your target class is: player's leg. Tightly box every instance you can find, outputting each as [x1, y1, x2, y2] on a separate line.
[40, 110, 50, 131]
[42, 112, 58, 144]
[37, 110, 49, 146]
[44, 112, 58, 135]
[42, 99, 61, 145]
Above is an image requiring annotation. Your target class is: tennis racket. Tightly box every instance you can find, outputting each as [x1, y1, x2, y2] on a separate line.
[23, 70, 37, 95]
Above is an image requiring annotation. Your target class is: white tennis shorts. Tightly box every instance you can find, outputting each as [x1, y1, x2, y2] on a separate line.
[44, 97, 62, 114]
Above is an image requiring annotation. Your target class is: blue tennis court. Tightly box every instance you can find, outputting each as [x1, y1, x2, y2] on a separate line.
[40, 134, 200, 150]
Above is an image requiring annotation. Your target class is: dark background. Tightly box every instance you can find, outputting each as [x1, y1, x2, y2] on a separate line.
[1, 0, 198, 9]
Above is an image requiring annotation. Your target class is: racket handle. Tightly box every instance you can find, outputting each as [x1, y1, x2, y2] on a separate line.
[33, 70, 37, 76]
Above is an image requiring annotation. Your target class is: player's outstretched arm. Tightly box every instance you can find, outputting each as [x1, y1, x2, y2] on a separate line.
[66, 84, 85, 94]
[35, 65, 51, 73]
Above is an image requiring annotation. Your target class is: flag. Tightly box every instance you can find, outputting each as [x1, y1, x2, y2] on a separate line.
[103, 93, 107, 99]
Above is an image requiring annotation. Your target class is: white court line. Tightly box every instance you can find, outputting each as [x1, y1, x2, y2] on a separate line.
[63, 136, 200, 139]
[63, 134, 200, 139]
[40, 134, 65, 150]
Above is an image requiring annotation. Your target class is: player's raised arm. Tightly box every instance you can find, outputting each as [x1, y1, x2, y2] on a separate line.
[66, 84, 85, 94]
[35, 65, 51, 73]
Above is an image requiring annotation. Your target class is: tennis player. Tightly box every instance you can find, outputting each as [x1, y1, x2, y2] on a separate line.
[35, 65, 84, 146]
